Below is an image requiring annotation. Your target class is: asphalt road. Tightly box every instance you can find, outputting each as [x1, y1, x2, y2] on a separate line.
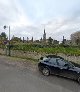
[0, 56, 80, 92]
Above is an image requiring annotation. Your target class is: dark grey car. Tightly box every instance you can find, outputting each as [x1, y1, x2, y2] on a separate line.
[38, 56, 80, 84]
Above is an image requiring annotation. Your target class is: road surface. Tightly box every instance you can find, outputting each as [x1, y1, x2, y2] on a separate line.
[0, 56, 80, 92]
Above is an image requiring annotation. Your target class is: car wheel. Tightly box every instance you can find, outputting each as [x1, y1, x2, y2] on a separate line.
[42, 67, 50, 76]
[78, 77, 80, 84]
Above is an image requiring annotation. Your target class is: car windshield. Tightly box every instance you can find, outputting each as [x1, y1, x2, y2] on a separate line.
[65, 60, 75, 67]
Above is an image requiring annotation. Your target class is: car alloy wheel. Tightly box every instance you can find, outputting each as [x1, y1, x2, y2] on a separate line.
[42, 67, 50, 76]
[78, 77, 80, 84]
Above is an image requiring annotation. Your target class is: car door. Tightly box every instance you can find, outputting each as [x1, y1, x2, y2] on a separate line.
[48, 58, 60, 75]
[56, 59, 68, 77]
[57, 59, 78, 79]
[65, 62, 78, 79]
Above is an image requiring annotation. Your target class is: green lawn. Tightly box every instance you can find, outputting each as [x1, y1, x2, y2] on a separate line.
[11, 44, 80, 56]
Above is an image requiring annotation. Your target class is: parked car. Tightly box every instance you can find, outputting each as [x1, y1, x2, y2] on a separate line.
[38, 56, 80, 84]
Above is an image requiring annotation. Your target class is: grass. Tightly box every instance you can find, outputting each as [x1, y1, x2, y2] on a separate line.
[1, 44, 80, 64]
[11, 44, 80, 56]
[7, 55, 38, 64]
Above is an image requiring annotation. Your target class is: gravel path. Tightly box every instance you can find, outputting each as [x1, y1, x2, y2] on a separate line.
[0, 55, 38, 72]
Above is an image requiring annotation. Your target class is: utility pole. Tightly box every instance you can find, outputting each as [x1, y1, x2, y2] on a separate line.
[8, 26, 10, 56]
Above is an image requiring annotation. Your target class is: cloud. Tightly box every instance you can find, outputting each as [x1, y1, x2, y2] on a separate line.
[0, 0, 80, 41]
[10, 16, 80, 41]
[0, 0, 33, 40]
[0, 0, 32, 27]
[3, 16, 80, 41]
[40, 16, 80, 41]
[10, 25, 43, 40]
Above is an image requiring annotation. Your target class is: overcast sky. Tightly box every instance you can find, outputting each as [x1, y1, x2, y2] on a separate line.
[0, 0, 80, 41]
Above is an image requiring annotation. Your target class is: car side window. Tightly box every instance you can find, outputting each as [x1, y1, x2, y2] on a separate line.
[49, 58, 57, 65]
[57, 59, 66, 66]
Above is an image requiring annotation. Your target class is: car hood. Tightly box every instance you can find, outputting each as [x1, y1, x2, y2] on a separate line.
[73, 67, 80, 73]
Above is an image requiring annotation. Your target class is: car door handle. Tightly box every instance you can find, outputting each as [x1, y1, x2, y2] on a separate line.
[60, 67, 63, 69]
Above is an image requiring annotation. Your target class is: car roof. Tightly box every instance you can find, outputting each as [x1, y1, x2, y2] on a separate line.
[46, 55, 64, 59]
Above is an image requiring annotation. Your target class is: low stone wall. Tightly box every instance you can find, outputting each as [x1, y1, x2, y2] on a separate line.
[0, 48, 5, 55]
[57, 53, 80, 64]
[0, 48, 80, 64]
[11, 50, 80, 64]
[11, 50, 42, 59]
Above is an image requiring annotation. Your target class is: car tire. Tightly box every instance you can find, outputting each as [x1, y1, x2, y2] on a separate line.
[78, 77, 80, 84]
[42, 67, 50, 76]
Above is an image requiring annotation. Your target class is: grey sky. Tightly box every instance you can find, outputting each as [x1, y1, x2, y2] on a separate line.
[0, 0, 80, 41]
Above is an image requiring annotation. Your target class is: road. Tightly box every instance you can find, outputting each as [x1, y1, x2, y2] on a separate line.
[0, 56, 80, 92]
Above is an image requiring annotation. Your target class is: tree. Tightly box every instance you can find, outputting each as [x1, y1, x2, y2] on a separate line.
[71, 31, 80, 45]
[1, 32, 7, 40]
[11, 37, 21, 42]
[48, 37, 53, 45]
[0, 32, 7, 45]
